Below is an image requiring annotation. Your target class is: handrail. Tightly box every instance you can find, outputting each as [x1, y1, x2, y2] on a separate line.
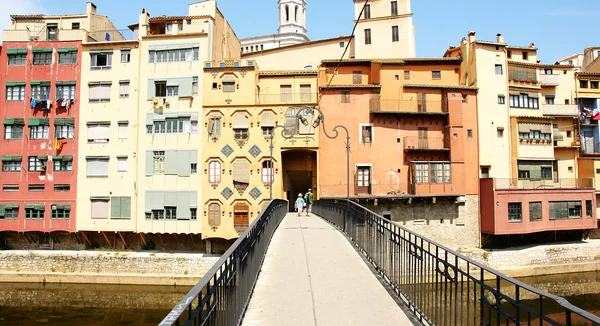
[159, 199, 288, 326]
[313, 199, 600, 325]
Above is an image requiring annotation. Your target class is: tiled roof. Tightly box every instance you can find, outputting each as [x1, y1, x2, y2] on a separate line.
[403, 84, 478, 90]
[319, 84, 381, 89]
[149, 15, 212, 22]
[507, 45, 538, 50]
[475, 40, 506, 47]
[508, 60, 574, 69]
[258, 70, 318, 76]
[321, 58, 380, 64]
[11, 13, 86, 19]
[577, 72, 600, 76]
[400, 57, 462, 62]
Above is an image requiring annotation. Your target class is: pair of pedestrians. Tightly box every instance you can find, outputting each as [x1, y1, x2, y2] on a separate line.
[295, 188, 314, 216]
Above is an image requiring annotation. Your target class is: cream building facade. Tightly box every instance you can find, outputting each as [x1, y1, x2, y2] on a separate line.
[76, 41, 140, 235]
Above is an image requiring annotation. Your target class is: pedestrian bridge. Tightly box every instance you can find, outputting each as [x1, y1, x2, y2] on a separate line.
[160, 199, 600, 326]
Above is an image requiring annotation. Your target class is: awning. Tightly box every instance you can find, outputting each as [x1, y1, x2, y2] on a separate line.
[32, 48, 52, 53]
[58, 47, 78, 53]
[5, 82, 26, 87]
[30, 81, 51, 86]
[56, 81, 76, 86]
[221, 75, 236, 83]
[90, 196, 110, 200]
[232, 113, 249, 129]
[37, 155, 48, 161]
[88, 81, 112, 86]
[54, 204, 71, 210]
[3, 118, 14, 125]
[261, 111, 276, 127]
[2, 156, 21, 161]
[89, 49, 113, 54]
[24, 204, 45, 210]
[6, 48, 27, 55]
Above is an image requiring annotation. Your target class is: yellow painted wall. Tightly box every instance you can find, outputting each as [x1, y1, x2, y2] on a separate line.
[76, 42, 140, 232]
[555, 149, 577, 180]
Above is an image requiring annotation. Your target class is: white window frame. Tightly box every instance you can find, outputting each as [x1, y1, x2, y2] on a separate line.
[118, 122, 128, 139]
[359, 123, 374, 144]
[117, 157, 127, 172]
[86, 158, 109, 177]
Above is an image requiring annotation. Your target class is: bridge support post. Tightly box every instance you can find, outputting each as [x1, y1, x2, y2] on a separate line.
[206, 239, 212, 254]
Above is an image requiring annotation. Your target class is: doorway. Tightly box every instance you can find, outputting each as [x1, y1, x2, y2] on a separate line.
[356, 166, 371, 195]
[584, 131, 594, 154]
[282, 150, 317, 212]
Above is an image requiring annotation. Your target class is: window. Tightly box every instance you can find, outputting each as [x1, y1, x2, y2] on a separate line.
[234, 203, 250, 232]
[544, 69, 553, 75]
[6, 85, 25, 101]
[529, 202, 542, 221]
[234, 129, 249, 141]
[467, 129, 473, 138]
[53, 158, 72, 172]
[462, 95, 467, 103]
[586, 200, 593, 218]
[178, 21, 184, 31]
[57, 85, 76, 99]
[353, 71, 362, 84]
[3, 185, 19, 192]
[414, 162, 451, 184]
[1, 206, 19, 220]
[55, 125, 74, 139]
[339, 41, 345, 48]
[87, 123, 110, 142]
[223, 80, 237, 92]
[507, 50, 512, 59]
[279, 85, 292, 102]
[208, 203, 221, 228]
[31, 84, 50, 100]
[58, 50, 77, 64]
[566, 130, 572, 138]
[25, 206, 45, 219]
[33, 52, 52, 65]
[509, 94, 539, 109]
[522, 52, 528, 60]
[4, 123, 24, 140]
[495, 64, 503, 75]
[497, 129, 504, 138]
[89, 83, 111, 102]
[549, 201, 582, 220]
[91, 199, 109, 219]
[545, 96, 555, 105]
[153, 151, 165, 174]
[148, 47, 199, 63]
[28, 184, 45, 192]
[508, 203, 522, 221]
[364, 4, 371, 19]
[341, 90, 351, 103]
[592, 81, 599, 89]
[8, 53, 26, 66]
[119, 81, 129, 98]
[29, 125, 49, 139]
[498, 95, 505, 104]
[155, 81, 166, 97]
[209, 161, 221, 184]
[364, 29, 371, 45]
[191, 208, 197, 220]
[51, 205, 70, 219]
[391, 1, 398, 15]
[431, 71, 442, 79]
[207, 116, 222, 138]
[151, 210, 165, 220]
[162, 117, 191, 134]
[86, 157, 109, 177]
[121, 50, 130, 63]
[54, 184, 70, 192]
[262, 126, 273, 136]
[91, 52, 112, 69]
[2, 158, 21, 172]
[117, 157, 127, 172]
[262, 161, 274, 184]
[300, 84, 312, 102]
[580, 80, 588, 88]
[193, 76, 199, 95]
[233, 159, 250, 189]
[165, 207, 177, 220]
[361, 125, 373, 143]
[72, 22, 80, 29]
[391, 26, 399, 42]
[167, 86, 179, 97]
[118, 122, 128, 139]
[541, 167, 552, 180]
[28, 156, 47, 172]
[46, 23, 57, 40]
[481, 167, 490, 178]
[404, 71, 411, 80]
[518, 170, 530, 179]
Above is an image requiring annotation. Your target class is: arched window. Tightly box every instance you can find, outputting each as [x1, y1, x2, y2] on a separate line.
[234, 203, 249, 232]
[262, 160, 274, 184]
[285, 5, 289, 22]
[295, 6, 298, 21]
[208, 203, 221, 227]
[209, 161, 221, 184]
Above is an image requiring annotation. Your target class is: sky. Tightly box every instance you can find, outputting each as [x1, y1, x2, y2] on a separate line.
[0, 0, 598, 62]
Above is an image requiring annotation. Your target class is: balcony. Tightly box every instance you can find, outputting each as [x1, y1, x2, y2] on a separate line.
[542, 104, 579, 117]
[493, 178, 594, 190]
[256, 93, 317, 105]
[370, 99, 447, 115]
[403, 137, 448, 152]
[538, 73, 560, 86]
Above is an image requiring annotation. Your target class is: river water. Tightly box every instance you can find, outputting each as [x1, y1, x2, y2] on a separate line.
[0, 271, 598, 325]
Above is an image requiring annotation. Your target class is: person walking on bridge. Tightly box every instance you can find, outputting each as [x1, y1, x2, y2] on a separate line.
[304, 188, 314, 216]
[295, 193, 305, 217]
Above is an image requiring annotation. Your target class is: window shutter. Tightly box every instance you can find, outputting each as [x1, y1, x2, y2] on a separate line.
[177, 150, 191, 177]
[118, 123, 128, 139]
[145, 151, 154, 176]
[177, 191, 191, 220]
[98, 125, 110, 140]
[120, 197, 131, 218]
[207, 118, 215, 136]
[178, 77, 193, 97]
[190, 150, 198, 164]
[165, 150, 178, 175]
[233, 160, 250, 183]
[150, 191, 165, 210]
[146, 113, 154, 126]
[147, 79, 155, 100]
[233, 113, 249, 129]
[261, 112, 275, 127]
[111, 197, 122, 218]
[144, 192, 152, 213]
[165, 191, 178, 206]
[107, 54, 112, 66]
[190, 112, 199, 122]
[518, 123, 531, 133]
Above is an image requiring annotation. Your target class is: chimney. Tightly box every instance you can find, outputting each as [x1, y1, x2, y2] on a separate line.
[138, 8, 150, 39]
[467, 31, 476, 43]
[496, 33, 504, 44]
[86, 2, 97, 15]
[529, 43, 535, 48]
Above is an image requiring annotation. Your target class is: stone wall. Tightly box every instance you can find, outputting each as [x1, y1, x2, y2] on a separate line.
[0, 250, 220, 285]
[358, 194, 480, 249]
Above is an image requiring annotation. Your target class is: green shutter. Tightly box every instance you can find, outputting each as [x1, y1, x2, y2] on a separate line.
[56, 81, 76, 86]
[177, 151, 191, 177]
[39, 118, 49, 126]
[120, 197, 131, 218]
[63, 205, 71, 211]
[54, 118, 66, 125]
[40, 81, 51, 87]
[3, 118, 15, 125]
[90, 49, 113, 54]
[6, 81, 26, 87]
[62, 155, 73, 162]
[34, 205, 45, 210]
[53, 156, 63, 161]
[58, 47, 78, 53]
[178, 77, 193, 97]
[5, 204, 19, 209]
[111, 197, 122, 218]
[28, 118, 40, 126]
[165, 150, 177, 175]
[0, 205, 5, 217]
[38, 155, 48, 161]
[64, 118, 75, 126]
[24, 204, 36, 209]
[30, 81, 41, 85]
[147, 79, 155, 100]
[32, 48, 52, 53]
[145, 151, 154, 176]
[13, 118, 24, 125]
[2, 156, 12, 162]
[7, 48, 27, 54]
[177, 191, 191, 220]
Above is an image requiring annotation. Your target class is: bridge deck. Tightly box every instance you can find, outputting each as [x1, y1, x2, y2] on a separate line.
[242, 213, 414, 326]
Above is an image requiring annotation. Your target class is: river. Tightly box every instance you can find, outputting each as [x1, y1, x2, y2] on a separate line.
[0, 271, 599, 325]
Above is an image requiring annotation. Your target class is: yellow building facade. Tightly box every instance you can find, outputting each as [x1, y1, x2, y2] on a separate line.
[201, 60, 319, 240]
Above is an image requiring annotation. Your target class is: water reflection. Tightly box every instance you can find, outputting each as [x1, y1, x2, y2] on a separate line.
[0, 283, 190, 326]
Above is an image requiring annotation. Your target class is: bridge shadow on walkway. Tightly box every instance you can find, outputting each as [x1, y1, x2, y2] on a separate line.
[242, 213, 417, 326]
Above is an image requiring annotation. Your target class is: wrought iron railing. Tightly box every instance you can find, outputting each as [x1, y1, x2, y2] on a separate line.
[159, 199, 288, 326]
[313, 199, 600, 326]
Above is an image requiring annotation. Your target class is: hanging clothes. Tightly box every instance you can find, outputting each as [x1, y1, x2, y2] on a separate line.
[46, 100, 51, 110]
[30, 98, 37, 108]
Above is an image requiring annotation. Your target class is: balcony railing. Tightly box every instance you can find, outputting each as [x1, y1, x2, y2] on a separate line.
[538, 73, 560, 86]
[256, 93, 317, 105]
[494, 178, 594, 190]
[2, 29, 132, 43]
[403, 136, 448, 151]
[370, 99, 446, 114]
[542, 104, 579, 117]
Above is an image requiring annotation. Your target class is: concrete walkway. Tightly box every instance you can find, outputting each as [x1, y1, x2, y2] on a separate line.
[242, 213, 415, 326]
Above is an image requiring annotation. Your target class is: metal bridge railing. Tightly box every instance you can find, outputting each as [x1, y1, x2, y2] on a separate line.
[313, 199, 600, 326]
[159, 199, 288, 326]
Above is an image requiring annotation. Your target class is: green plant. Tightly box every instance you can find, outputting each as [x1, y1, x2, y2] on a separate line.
[50, 267, 56, 272]
[482, 252, 489, 261]
[184, 270, 189, 275]
[91, 241, 100, 249]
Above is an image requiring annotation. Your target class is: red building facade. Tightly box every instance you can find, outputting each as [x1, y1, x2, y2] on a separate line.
[0, 41, 81, 233]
